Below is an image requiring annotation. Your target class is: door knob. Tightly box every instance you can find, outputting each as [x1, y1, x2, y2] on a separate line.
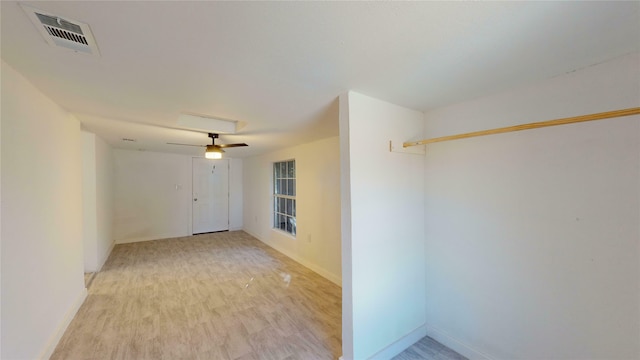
[194, 198, 198, 201]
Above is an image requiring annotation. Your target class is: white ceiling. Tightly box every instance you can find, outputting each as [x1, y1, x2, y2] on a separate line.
[2, 1, 639, 157]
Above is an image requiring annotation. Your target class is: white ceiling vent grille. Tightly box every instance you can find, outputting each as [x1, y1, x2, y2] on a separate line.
[21, 4, 100, 56]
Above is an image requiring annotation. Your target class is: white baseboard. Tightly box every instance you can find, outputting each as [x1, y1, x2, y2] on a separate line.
[117, 229, 246, 244]
[38, 287, 87, 360]
[243, 229, 342, 287]
[115, 232, 185, 244]
[425, 324, 494, 360]
[368, 324, 427, 360]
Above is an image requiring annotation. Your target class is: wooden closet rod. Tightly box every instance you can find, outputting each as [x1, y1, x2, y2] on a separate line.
[403, 107, 640, 148]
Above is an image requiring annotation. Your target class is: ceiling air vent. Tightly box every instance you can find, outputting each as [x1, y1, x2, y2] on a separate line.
[21, 4, 100, 56]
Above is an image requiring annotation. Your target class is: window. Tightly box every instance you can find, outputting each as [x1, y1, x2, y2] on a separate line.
[273, 160, 296, 236]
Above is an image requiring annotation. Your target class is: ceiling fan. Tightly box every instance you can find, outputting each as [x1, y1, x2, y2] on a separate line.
[167, 133, 248, 159]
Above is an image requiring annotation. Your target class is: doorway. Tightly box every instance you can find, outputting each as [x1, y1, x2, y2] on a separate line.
[192, 158, 229, 234]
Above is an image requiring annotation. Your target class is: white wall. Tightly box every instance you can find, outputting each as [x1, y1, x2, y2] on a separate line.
[339, 93, 353, 360]
[242, 136, 342, 285]
[82, 132, 98, 271]
[229, 158, 243, 231]
[423, 53, 640, 359]
[1, 57, 3, 360]
[340, 92, 426, 360]
[1, 60, 86, 359]
[82, 131, 115, 272]
[95, 134, 115, 267]
[114, 149, 243, 243]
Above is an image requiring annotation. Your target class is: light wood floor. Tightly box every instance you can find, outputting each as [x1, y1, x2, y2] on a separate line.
[393, 336, 467, 360]
[54, 231, 466, 360]
[84, 272, 96, 288]
[52, 231, 342, 359]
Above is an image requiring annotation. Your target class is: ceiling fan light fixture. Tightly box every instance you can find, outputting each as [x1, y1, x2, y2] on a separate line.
[205, 145, 224, 159]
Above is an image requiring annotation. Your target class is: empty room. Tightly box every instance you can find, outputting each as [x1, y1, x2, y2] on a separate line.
[1, 2, 639, 360]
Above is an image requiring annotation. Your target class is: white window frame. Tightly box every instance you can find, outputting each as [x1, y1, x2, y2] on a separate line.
[273, 159, 296, 237]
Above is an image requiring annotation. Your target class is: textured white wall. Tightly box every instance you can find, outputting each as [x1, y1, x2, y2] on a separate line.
[340, 92, 426, 360]
[114, 150, 243, 243]
[242, 136, 342, 285]
[1, 60, 85, 359]
[423, 53, 640, 359]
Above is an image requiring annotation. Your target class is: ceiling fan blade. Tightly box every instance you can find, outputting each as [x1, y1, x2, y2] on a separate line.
[218, 143, 249, 148]
[167, 142, 206, 147]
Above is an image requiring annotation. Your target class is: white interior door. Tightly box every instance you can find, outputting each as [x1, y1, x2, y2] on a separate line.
[192, 158, 229, 234]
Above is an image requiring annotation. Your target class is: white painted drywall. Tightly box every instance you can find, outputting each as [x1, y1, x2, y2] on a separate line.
[242, 136, 342, 285]
[1, 60, 86, 359]
[229, 158, 244, 231]
[114, 150, 192, 243]
[340, 91, 426, 360]
[82, 132, 98, 271]
[423, 52, 640, 359]
[95, 134, 114, 268]
[339, 93, 354, 360]
[83, 132, 115, 272]
[114, 150, 243, 243]
[0, 56, 3, 360]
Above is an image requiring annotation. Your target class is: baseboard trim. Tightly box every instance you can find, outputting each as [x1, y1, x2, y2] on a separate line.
[115, 233, 186, 244]
[368, 324, 427, 360]
[243, 229, 342, 287]
[38, 287, 87, 360]
[425, 324, 494, 360]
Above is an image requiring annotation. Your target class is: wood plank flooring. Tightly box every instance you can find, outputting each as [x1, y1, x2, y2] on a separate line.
[52, 231, 342, 360]
[84, 272, 96, 288]
[393, 336, 467, 360]
[53, 231, 466, 360]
